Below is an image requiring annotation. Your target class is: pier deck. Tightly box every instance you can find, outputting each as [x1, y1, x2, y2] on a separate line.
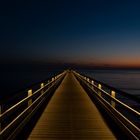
[28, 71, 116, 140]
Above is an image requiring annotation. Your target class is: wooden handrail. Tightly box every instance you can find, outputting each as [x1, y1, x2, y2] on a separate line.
[74, 70, 140, 139]
[0, 71, 66, 139]
[93, 84, 139, 117]
[75, 71, 140, 104]
[0, 79, 54, 122]
[74, 71, 140, 116]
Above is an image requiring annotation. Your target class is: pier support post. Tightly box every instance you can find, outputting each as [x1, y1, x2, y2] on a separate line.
[111, 90, 116, 108]
[28, 89, 32, 107]
[98, 84, 102, 96]
[41, 83, 44, 95]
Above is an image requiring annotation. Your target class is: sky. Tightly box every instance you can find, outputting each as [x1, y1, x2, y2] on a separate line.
[1, 0, 140, 68]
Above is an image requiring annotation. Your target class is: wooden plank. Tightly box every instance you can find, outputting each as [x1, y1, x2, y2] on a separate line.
[28, 72, 116, 140]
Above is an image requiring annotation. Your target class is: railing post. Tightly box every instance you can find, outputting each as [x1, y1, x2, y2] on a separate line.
[111, 90, 116, 108]
[28, 89, 32, 107]
[48, 80, 50, 87]
[91, 80, 94, 90]
[0, 105, 2, 132]
[41, 83, 44, 95]
[98, 84, 102, 96]
[86, 78, 90, 86]
[52, 77, 54, 82]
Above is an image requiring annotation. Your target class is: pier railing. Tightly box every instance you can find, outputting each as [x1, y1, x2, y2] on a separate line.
[74, 71, 140, 140]
[0, 71, 66, 140]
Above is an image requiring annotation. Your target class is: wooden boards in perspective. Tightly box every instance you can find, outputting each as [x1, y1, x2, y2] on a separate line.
[28, 72, 116, 140]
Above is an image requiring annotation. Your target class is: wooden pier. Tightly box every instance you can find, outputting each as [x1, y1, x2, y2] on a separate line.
[28, 71, 116, 139]
[0, 70, 139, 140]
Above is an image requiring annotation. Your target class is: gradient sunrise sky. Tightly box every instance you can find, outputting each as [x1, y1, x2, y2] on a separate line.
[1, 0, 140, 67]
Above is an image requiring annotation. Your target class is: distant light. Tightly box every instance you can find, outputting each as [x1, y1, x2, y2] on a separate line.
[41, 83, 44, 88]
[111, 91, 115, 98]
[98, 84, 102, 89]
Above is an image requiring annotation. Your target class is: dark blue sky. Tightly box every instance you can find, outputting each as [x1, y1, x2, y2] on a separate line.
[1, 0, 140, 67]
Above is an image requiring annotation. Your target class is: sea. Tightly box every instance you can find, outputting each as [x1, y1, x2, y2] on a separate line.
[0, 64, 140, 100]
[0, 64, 63, 100]
[79, 69, 140, 97]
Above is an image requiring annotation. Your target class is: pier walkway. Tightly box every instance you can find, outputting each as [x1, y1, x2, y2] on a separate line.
[1, 70, 139, 139]
[28, 72, 116, 139]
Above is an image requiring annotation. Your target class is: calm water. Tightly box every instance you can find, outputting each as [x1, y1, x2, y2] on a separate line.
[0, 65, 140, 99]
[0, 64, 63, 99]
[79, 69, 140, 97]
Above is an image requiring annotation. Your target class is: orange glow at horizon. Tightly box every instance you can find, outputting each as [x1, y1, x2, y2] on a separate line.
[71, 56, 140, 68]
